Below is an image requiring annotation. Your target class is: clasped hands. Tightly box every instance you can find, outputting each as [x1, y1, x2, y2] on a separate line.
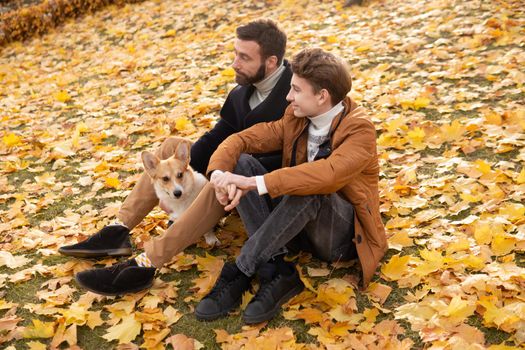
[210, 171, 257, 211]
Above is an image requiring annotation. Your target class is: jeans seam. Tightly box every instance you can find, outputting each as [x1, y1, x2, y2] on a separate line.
[235, 259, 251, 277]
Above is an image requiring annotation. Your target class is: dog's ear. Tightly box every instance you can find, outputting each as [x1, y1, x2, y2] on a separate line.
[175, 140, 191, 167]
[141, 151, 160, 177]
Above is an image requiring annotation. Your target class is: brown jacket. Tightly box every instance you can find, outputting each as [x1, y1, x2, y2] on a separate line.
[207, 96, 387, 287]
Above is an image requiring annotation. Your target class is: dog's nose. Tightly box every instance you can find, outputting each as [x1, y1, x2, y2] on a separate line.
[173, 190, 182, 198]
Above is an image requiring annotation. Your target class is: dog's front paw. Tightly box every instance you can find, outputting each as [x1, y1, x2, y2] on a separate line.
[204, 232, 220, 247]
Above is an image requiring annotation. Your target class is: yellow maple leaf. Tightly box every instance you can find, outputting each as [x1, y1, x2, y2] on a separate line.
[388, 230, 414, 251]
[400, 97, 430, 110]
[22, 319, 55, 339]
[142, 328, 170, 349]
[440, 295, 475, 322]
[446, 237, 470, 254]
[516, 167, 525, 184]
[298, 268, 316, 293]
[50, 322, 77, 349]
[407, 127, 425, 145]
[484, 111, 502, 125]
[491, 231, 516, 256]
[326, 35, 339, 43]
[473, 222, 493, 245]
[2, 133, 21, 147]
[440, 119, 465, 142]
[240, 290, 254, 310]
[330, 322, 355, 337]
[164, 29, 177, 37]
[477, 295, 509, 328]
[102, 314, 141, 344]
[94, 160, 109, 173]
[499, 203, 525, 222]
[294, 307, 324, 324]
[366, 282, 392, 305]
[317, 278, 355, 307]
[191, 253, 224, 297]
[413, 97, 430, 110]
[105, 176, 120, 189]
[356, 45, 370, 52]
[381, 254, 410, 281]
[474, 159, 492, 175]
[175, 117, 191, 131]
[86, 310, 104, 329]
[163, 305, 183, 327]
[460, 192, 482, 203]
[54, 90, 71, 103]
[455, 255, 485, 271]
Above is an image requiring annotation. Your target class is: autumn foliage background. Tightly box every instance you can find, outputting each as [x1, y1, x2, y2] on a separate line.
[0, 0, 524, 349]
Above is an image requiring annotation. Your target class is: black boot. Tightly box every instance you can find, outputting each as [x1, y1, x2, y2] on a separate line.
[243, 258, 304, 324]
[59, 224, 132, 258]
[195, 262, 252, 321]
[75, 258, 155, 296]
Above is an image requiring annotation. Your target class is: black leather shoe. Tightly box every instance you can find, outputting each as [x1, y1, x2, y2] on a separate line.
[75, 259, 155, 296]
[59, 225, 132, 258]
[195, 262, 252, 321]
[243, 261, 304, 324]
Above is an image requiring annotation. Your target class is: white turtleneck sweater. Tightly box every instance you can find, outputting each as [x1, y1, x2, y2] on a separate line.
[249, 63, 286, 110]
[255, 101, 344, 195]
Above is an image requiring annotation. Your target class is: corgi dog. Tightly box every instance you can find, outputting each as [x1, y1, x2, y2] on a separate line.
[141, 138, 220, 246]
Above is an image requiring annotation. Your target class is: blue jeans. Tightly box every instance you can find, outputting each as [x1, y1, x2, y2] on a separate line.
[234, 154, 357, 277]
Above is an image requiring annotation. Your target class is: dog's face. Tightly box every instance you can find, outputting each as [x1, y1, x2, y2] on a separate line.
[141, 141, 194, 200]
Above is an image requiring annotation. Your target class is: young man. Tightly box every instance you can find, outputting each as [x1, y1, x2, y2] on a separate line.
[75, 48, 388, 325]
[59, 19, 291, 258]
[193, 48, 387, 323]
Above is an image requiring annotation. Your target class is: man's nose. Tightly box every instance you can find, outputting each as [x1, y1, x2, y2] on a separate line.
[232, 56, 240, 70]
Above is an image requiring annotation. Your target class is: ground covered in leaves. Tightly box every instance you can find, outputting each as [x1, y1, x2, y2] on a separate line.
[1, 0, 524, 349]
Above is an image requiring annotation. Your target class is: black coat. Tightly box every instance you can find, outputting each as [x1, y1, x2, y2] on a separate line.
[190, 61, 292, 174]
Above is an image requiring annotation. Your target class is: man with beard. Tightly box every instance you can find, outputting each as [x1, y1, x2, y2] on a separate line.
[59, 20, 291, 269]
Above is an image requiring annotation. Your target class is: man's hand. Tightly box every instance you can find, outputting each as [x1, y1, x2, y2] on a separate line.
[210, 171, 229, 206]
[210, 171, 257, 210]
[212, 171, 257, 191]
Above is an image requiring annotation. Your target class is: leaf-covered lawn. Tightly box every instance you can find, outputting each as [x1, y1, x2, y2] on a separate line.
[0, 0, 524, 349]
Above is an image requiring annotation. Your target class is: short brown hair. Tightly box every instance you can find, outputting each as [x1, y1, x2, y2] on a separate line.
[291, 48, 352, 104]
[236, 19, 287, 65]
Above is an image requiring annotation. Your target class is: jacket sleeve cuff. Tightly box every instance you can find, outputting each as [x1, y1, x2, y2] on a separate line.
[208, 169, 224, 180]
[255, 175, 268, 195]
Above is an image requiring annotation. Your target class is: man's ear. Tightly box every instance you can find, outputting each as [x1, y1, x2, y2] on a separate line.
[266, 55, 279, 70]
[175, 140, 191, 167]
[318, 89, 331, 106]
[141, 151, 160, 178]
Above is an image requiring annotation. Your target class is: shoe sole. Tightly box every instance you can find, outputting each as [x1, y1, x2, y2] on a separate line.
[58, 247, 132, 258]
[194, 299, 242, 321]
[74, 274, 152, 296]
[243, 283, 304, 324]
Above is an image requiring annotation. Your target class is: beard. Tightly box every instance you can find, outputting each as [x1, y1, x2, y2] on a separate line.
[235, 63, 266, 86]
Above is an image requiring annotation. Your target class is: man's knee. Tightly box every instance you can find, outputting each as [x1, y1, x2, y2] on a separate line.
[234, 154, 259, 177]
